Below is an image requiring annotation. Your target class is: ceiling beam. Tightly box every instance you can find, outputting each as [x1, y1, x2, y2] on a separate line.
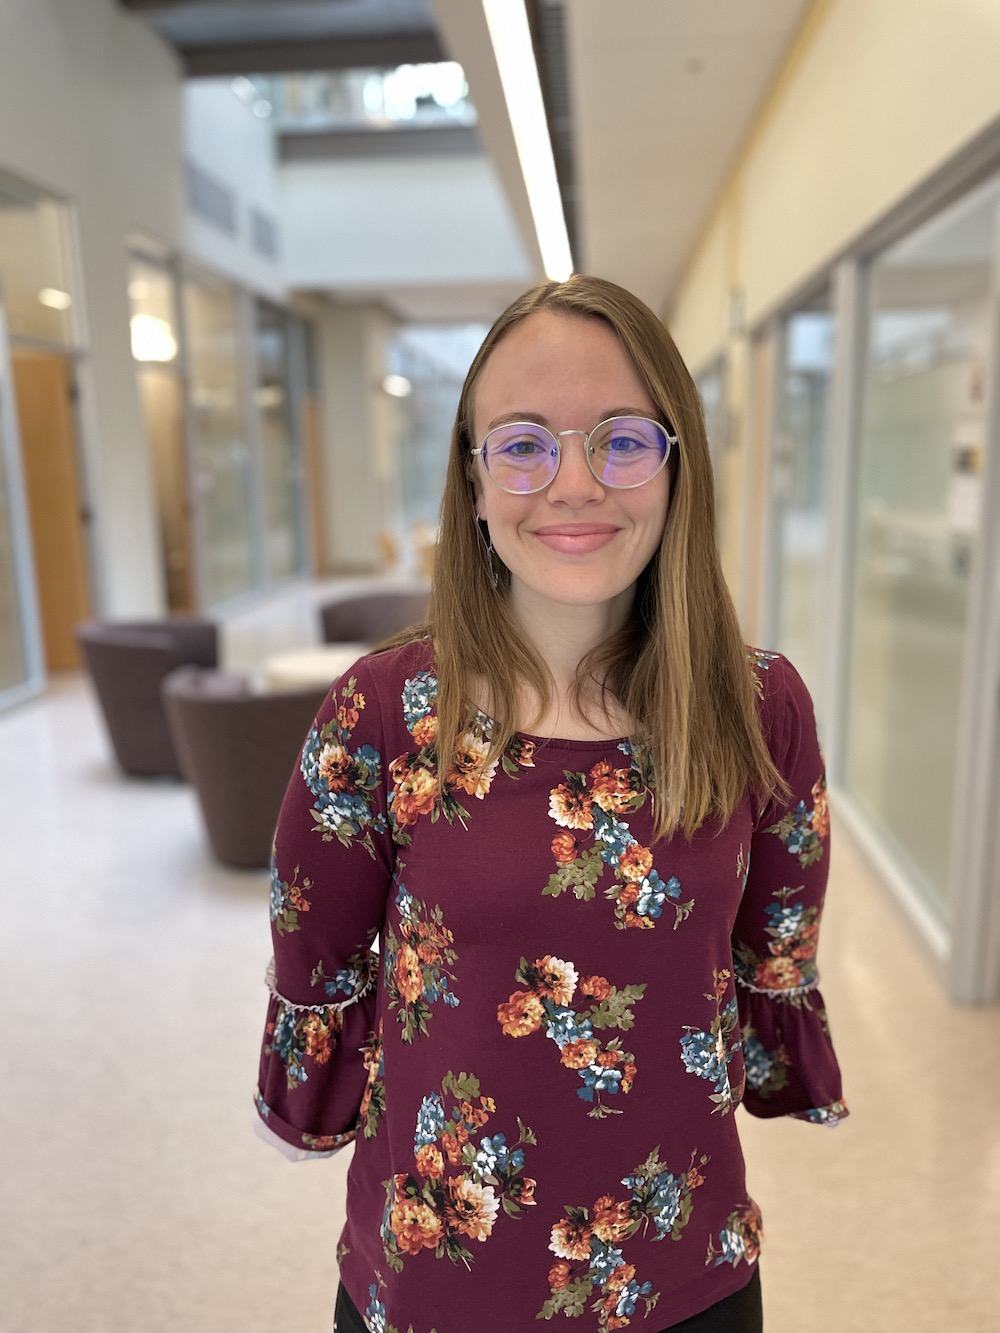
[178, 31, 444, 76]
[121, 1, 339, 11]
[279, 124, 479, 162]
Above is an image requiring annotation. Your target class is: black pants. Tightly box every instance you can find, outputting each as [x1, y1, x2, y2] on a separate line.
[334, 1266, 762, 1332]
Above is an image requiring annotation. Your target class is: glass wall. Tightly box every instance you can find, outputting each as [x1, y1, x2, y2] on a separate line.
[182, 270, 257, 606]
[129, 253, 194, 613]
[387, 324, 485, 572]
[0, 348, 31, 694]
[253, 299, 307, 583]
[0, 174, 75, 345]
[844, 178, 999, 913]
[768, 293, 835, 698]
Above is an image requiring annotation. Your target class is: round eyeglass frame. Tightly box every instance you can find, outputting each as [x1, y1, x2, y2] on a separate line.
[471, 415, 677, 495]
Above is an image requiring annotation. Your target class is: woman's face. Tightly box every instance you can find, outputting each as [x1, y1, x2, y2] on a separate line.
[471, 310, 670, 626]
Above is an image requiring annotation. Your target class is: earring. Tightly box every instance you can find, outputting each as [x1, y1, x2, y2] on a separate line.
[475, 517, 500, 589]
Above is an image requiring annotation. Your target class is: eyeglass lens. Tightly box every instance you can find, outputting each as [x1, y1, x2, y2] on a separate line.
[482, 416, 670, 493]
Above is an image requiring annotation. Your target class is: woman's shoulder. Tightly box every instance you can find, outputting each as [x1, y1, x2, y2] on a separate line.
[350, 636, 437, 693]
[745, 647, 818, 748]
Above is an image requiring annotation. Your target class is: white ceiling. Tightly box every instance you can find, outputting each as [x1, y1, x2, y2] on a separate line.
[133, 0, 816, 323]
[433, 0, 814, 318]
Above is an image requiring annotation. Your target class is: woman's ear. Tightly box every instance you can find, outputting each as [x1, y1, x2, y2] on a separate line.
[471, 477, 486, 522]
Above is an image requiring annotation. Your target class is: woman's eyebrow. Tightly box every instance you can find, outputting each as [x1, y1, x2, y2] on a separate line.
[484, 407, 654, 432]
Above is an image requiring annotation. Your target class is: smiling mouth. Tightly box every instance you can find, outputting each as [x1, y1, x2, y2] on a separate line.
[531, 524, 620, 554]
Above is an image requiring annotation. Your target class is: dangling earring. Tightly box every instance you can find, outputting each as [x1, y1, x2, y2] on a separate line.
[475, 517, 499, 589]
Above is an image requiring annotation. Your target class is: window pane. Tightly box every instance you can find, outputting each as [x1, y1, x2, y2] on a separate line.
[182, 273, 256, 606]
[769, 300, 834, 700]
[0, 383, 29, 692]
[0, 178, 74, 345]
[845, 181, 998, 911]
[254, 301, 305, 582]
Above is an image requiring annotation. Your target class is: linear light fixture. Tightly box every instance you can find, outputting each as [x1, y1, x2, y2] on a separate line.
[482, 0, 573, 282]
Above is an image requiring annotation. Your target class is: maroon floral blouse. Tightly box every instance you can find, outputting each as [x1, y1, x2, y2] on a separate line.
[255, 639, 846, 1332]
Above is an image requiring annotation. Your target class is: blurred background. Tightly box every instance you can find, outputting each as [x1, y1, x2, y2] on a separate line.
[2, 2, 999, 1330]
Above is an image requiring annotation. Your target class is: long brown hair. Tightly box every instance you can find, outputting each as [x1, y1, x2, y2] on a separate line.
[400, 274, 782, 838]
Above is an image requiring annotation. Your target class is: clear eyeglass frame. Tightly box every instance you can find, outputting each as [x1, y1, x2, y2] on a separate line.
[471, 415, 676, 494]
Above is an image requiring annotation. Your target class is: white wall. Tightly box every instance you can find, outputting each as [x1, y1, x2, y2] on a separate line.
[279, 154, 531, 289]
[670, 0, 1000, 364]
[0, 0, 183, 616]
[183, 81, 287, 301]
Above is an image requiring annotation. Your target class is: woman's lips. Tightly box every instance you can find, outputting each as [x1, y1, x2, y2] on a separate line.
[531, 524, 619, 555]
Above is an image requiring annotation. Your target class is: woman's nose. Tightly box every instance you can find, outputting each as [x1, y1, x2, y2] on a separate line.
[547, 432, 603, 502]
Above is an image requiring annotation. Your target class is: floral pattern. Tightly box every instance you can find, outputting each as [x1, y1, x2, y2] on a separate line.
[765, 774, 828, 868]
[269, 862, 311, 937]
[382, 879, 460, 1042]
[705, 1200, 763, 1269]
[543, 747, 693, 930]
[263, 1000, 344, 1094]
[679, 970, 743, 1115]
[539, 1147, 708, 1328]
[388, 672, 536, 843]
[733, 884, 821, 999]
[364, 1272, 439, 1333]
[381, 1071, 536, 1272]
[359, 1021, 386, 1139]
[498, 957, 644, 1117]
[741, 1030, 790, 1100]
[300, 676, 386, 856]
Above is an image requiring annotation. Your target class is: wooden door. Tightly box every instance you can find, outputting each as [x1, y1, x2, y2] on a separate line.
[12, 350, 91, 669]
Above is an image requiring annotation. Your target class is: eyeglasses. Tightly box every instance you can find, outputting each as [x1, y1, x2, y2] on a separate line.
[471, 415, 676, 494]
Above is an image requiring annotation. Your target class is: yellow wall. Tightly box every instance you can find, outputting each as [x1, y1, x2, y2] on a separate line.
[670, 0, 1000, 366]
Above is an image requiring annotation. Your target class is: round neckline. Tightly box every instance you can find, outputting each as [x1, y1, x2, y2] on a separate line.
[514, 729, 630, 750]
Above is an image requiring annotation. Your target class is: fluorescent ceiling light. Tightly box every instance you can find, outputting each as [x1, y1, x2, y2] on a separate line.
[482, 0, 573, 282]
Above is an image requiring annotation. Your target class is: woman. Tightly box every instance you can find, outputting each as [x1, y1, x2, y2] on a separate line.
[255, 276, 847, 1333]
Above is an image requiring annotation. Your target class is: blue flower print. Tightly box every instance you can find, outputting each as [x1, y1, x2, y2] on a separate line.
[588, 1239, 626, 1285]
[401, 671, 438, 728]
[414, 1092, 446, 1149]
[364, 1283, 387, 1333]
[543, 1003, 594, 1049]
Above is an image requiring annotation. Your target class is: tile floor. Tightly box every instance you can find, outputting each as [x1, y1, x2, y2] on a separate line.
[2, 582, 998, 1332]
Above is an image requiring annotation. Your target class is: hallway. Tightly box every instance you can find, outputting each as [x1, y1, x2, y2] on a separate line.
[2, 588, 998, 1332]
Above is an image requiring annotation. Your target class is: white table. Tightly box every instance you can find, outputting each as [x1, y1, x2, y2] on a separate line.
[263, 642, 370, 691]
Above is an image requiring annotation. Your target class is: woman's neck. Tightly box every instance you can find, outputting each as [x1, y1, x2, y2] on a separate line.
[508, 583, 634, 740]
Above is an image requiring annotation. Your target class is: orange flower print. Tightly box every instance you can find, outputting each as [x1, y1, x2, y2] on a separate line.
[548, 777, 594, 830]
[415, 1144, 444, 1179]
[410, 713, 438, 746]
[497, 990, 544, 1037]
[394, 943, 424, 1004]
[579, 975, 613, 1001]
[530, 955, 578, 1005]
[446, 731, 498, 800]
[318, 741, 354, 791]
[589, 760, 635, 815]
[389, 1193, 443, 1256]
[548, 1260, 572, 1290]
[549, 1216, 593, 1261]
[560, 1038, 600, 1070]
[302, 1013, 332, 1064]
[592, 1195, 635, 1243]
[389, 759, 438, 828]
[444, 1175, 500, 1242]
[550, 831, 578, 865]
[754, 956, 804, 991]
[617, 843, 653, 883]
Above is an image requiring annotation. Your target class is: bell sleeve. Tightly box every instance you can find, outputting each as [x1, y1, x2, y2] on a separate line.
[733, 653, 848, 1127]
[254, 659, 394, 1156]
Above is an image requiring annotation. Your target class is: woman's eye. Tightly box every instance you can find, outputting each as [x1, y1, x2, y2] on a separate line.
[504, 437, 546, 457]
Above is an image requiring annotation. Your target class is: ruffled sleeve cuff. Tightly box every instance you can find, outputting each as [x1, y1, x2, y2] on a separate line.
[255, 958, 377, 1155]
[737, 978, 849, 1127]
